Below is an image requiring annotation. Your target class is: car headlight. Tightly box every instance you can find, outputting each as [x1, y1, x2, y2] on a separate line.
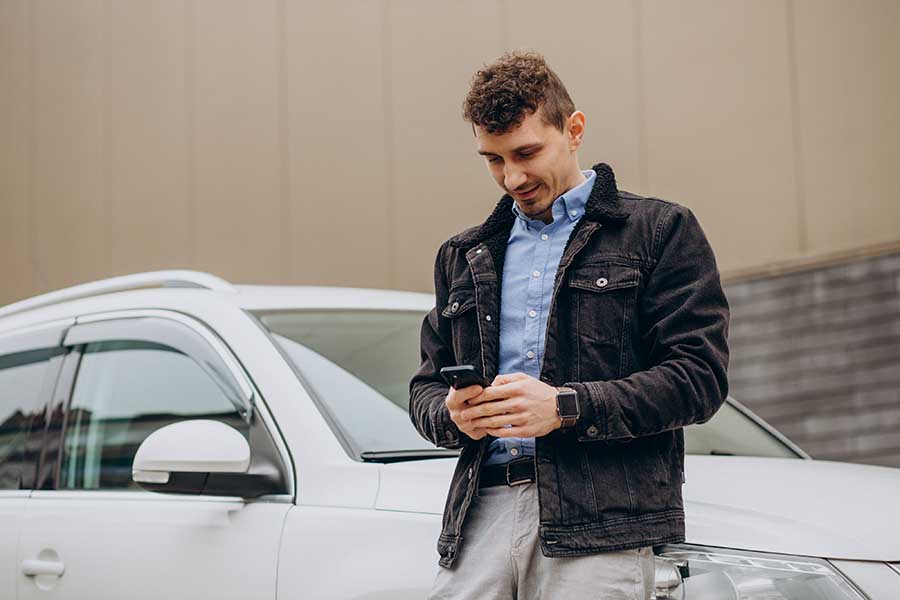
[653, 544, 867, 600]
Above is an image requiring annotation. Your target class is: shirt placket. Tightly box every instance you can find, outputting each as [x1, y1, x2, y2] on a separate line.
[523, 224, 548, 377]
[503, 223, 545, 459]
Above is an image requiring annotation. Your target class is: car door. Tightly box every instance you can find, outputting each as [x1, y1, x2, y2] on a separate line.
[17, 311, 292, 600]
[1, 321, 68, 600]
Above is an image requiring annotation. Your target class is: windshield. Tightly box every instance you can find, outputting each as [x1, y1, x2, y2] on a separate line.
[252, 309, 802, 461]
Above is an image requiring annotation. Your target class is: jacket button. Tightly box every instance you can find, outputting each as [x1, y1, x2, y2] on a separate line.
[485, 315, 491, 321]
[468, 467, 473, 479]
[450, 301, 459, 312]
[586, 425, 599, 437]
[595, 277, 608, 288]
[476, 248, 483, 254]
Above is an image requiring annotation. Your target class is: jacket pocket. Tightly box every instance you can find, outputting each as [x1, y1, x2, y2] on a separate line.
[566, 263, 640, 378]
[441, 286, 480, 366]
[441, 286, 476, 318]
[567, 262, 639, 295]
[621, 435, 671, 514]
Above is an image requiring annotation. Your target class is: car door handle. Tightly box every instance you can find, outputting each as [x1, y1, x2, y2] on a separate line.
[21, 559, 65, 577]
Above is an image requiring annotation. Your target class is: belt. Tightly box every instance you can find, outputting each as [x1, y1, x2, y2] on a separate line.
[478, 456, 536, 487]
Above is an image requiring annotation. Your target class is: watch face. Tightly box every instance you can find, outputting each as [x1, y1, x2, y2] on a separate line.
[557, 391, 579, 417]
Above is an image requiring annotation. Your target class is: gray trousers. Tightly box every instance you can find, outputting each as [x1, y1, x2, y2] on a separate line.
[429, 481, 655, 600]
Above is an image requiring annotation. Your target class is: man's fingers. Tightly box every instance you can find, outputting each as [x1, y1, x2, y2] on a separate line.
[457, 384, 484, 399]
[445, 384, 484, 409]
[491, 372, 527, 386]
[471, 413, 526, 429]
[477, 380, 521, 403]
[485, 425, 530, 437]
[445, 393, 464, 410]
[461, 398, 518, 421]
[463, 426, 488, 440]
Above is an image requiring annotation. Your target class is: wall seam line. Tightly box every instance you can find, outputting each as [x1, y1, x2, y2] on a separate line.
[184, 0, 196, 266]
[785, 0, 808, 254]
[277, 0, 292, 283]
[633, 0, 648, 194]
[28, 0, 43, 292]
[103, 0, 113, 277]
[382, 0, 395, 289]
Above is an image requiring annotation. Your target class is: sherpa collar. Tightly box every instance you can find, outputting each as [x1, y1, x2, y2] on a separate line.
[448, 162, 629, 249]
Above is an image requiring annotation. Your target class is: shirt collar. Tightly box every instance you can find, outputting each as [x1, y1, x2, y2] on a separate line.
[511, 169, 596, 228]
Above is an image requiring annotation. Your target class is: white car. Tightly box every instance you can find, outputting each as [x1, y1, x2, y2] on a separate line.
[0, 270, 897, 600]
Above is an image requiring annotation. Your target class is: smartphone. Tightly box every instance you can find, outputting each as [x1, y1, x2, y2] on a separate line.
[440, 365, 492, 390]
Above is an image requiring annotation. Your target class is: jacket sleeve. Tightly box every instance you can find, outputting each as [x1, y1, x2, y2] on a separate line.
[564, 204, 730, 442]
[408, 240, 476, 450]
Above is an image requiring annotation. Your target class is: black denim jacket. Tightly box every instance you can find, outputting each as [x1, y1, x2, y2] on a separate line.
[409, 162, 730, 568]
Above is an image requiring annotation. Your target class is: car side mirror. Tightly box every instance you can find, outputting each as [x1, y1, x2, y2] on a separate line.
[132, 419, 253, 496]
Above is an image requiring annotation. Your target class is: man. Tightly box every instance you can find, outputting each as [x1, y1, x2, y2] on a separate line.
[409, 51, 729, 599]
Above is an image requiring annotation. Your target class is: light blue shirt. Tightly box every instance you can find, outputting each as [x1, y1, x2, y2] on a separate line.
[482, 169, 595, 466]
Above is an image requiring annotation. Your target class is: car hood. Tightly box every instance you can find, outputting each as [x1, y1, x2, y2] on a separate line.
[376, 454, 900, 561]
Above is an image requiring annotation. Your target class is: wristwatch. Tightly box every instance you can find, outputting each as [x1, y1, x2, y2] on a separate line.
[555, 386, 579, 430]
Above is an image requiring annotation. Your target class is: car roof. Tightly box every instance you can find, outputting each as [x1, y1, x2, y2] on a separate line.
[232, 284, 434, 312]
[0, 270, 435, 335]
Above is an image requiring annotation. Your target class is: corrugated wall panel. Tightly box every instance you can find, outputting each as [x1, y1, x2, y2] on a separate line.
[725, 251, 900, 468]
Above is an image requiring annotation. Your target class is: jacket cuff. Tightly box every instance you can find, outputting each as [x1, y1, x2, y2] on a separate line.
[437, 405, 472, 449]
[563, 380, 609, 442]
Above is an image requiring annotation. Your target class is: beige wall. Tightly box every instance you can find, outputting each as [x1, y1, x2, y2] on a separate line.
[1, 0, 898, 305]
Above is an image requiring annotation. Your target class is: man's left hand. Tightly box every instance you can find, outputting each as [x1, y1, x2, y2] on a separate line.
[461, 372, 562, 438]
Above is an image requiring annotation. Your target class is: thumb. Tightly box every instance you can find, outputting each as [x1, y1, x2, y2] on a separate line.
[492, 372, 527, 386]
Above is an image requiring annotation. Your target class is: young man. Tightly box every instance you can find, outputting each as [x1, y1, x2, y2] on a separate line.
[409, 51, 730, 599]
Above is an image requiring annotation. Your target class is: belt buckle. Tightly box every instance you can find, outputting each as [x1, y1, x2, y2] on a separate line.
[505, 456, 534, 486]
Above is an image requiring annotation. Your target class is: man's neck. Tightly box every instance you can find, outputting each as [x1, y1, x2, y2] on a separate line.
[565, 166, 587, 192]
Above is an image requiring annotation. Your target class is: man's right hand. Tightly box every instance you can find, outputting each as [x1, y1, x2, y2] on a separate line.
[445, 384, 490, 440]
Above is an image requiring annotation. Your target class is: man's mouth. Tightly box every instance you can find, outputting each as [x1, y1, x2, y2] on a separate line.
[514, 183, 540, 199]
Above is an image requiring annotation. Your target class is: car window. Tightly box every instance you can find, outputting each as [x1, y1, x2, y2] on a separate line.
[59, 340, 247, 491]
[256, 310, 438, 459]
[685, 401, 799, 458]
[253, 309, 802, 460]
[270, 332, 433, 456]
[0, 348, 61, 489]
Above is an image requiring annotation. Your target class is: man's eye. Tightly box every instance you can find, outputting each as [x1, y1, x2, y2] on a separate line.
[519, 151, 535, 159]
[487, 156, 501, 164]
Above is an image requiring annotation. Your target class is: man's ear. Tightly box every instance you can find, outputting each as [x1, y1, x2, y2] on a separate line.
[567, 111, 586, 151]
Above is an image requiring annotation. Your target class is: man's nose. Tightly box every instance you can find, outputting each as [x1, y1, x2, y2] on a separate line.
[504, 167, 527, 191]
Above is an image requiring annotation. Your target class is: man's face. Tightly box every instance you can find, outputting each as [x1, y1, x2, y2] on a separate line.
[475, 107, 585, 223]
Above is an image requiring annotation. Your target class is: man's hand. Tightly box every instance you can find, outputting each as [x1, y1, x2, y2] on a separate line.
[445, 384, 491, 440]
[461, 372, 562, 438]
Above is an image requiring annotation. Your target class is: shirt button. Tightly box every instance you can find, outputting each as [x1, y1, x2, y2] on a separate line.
[540, 234, 549, 241]
[510, 448, 519, 457]
[528, 309, 537, 318]
[526, 350, 535, 359]
[570, 210, 577, 216]
[532, 270, 541, 278]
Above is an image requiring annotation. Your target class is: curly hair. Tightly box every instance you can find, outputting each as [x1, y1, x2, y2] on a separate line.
[462, 51, 575, 134]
